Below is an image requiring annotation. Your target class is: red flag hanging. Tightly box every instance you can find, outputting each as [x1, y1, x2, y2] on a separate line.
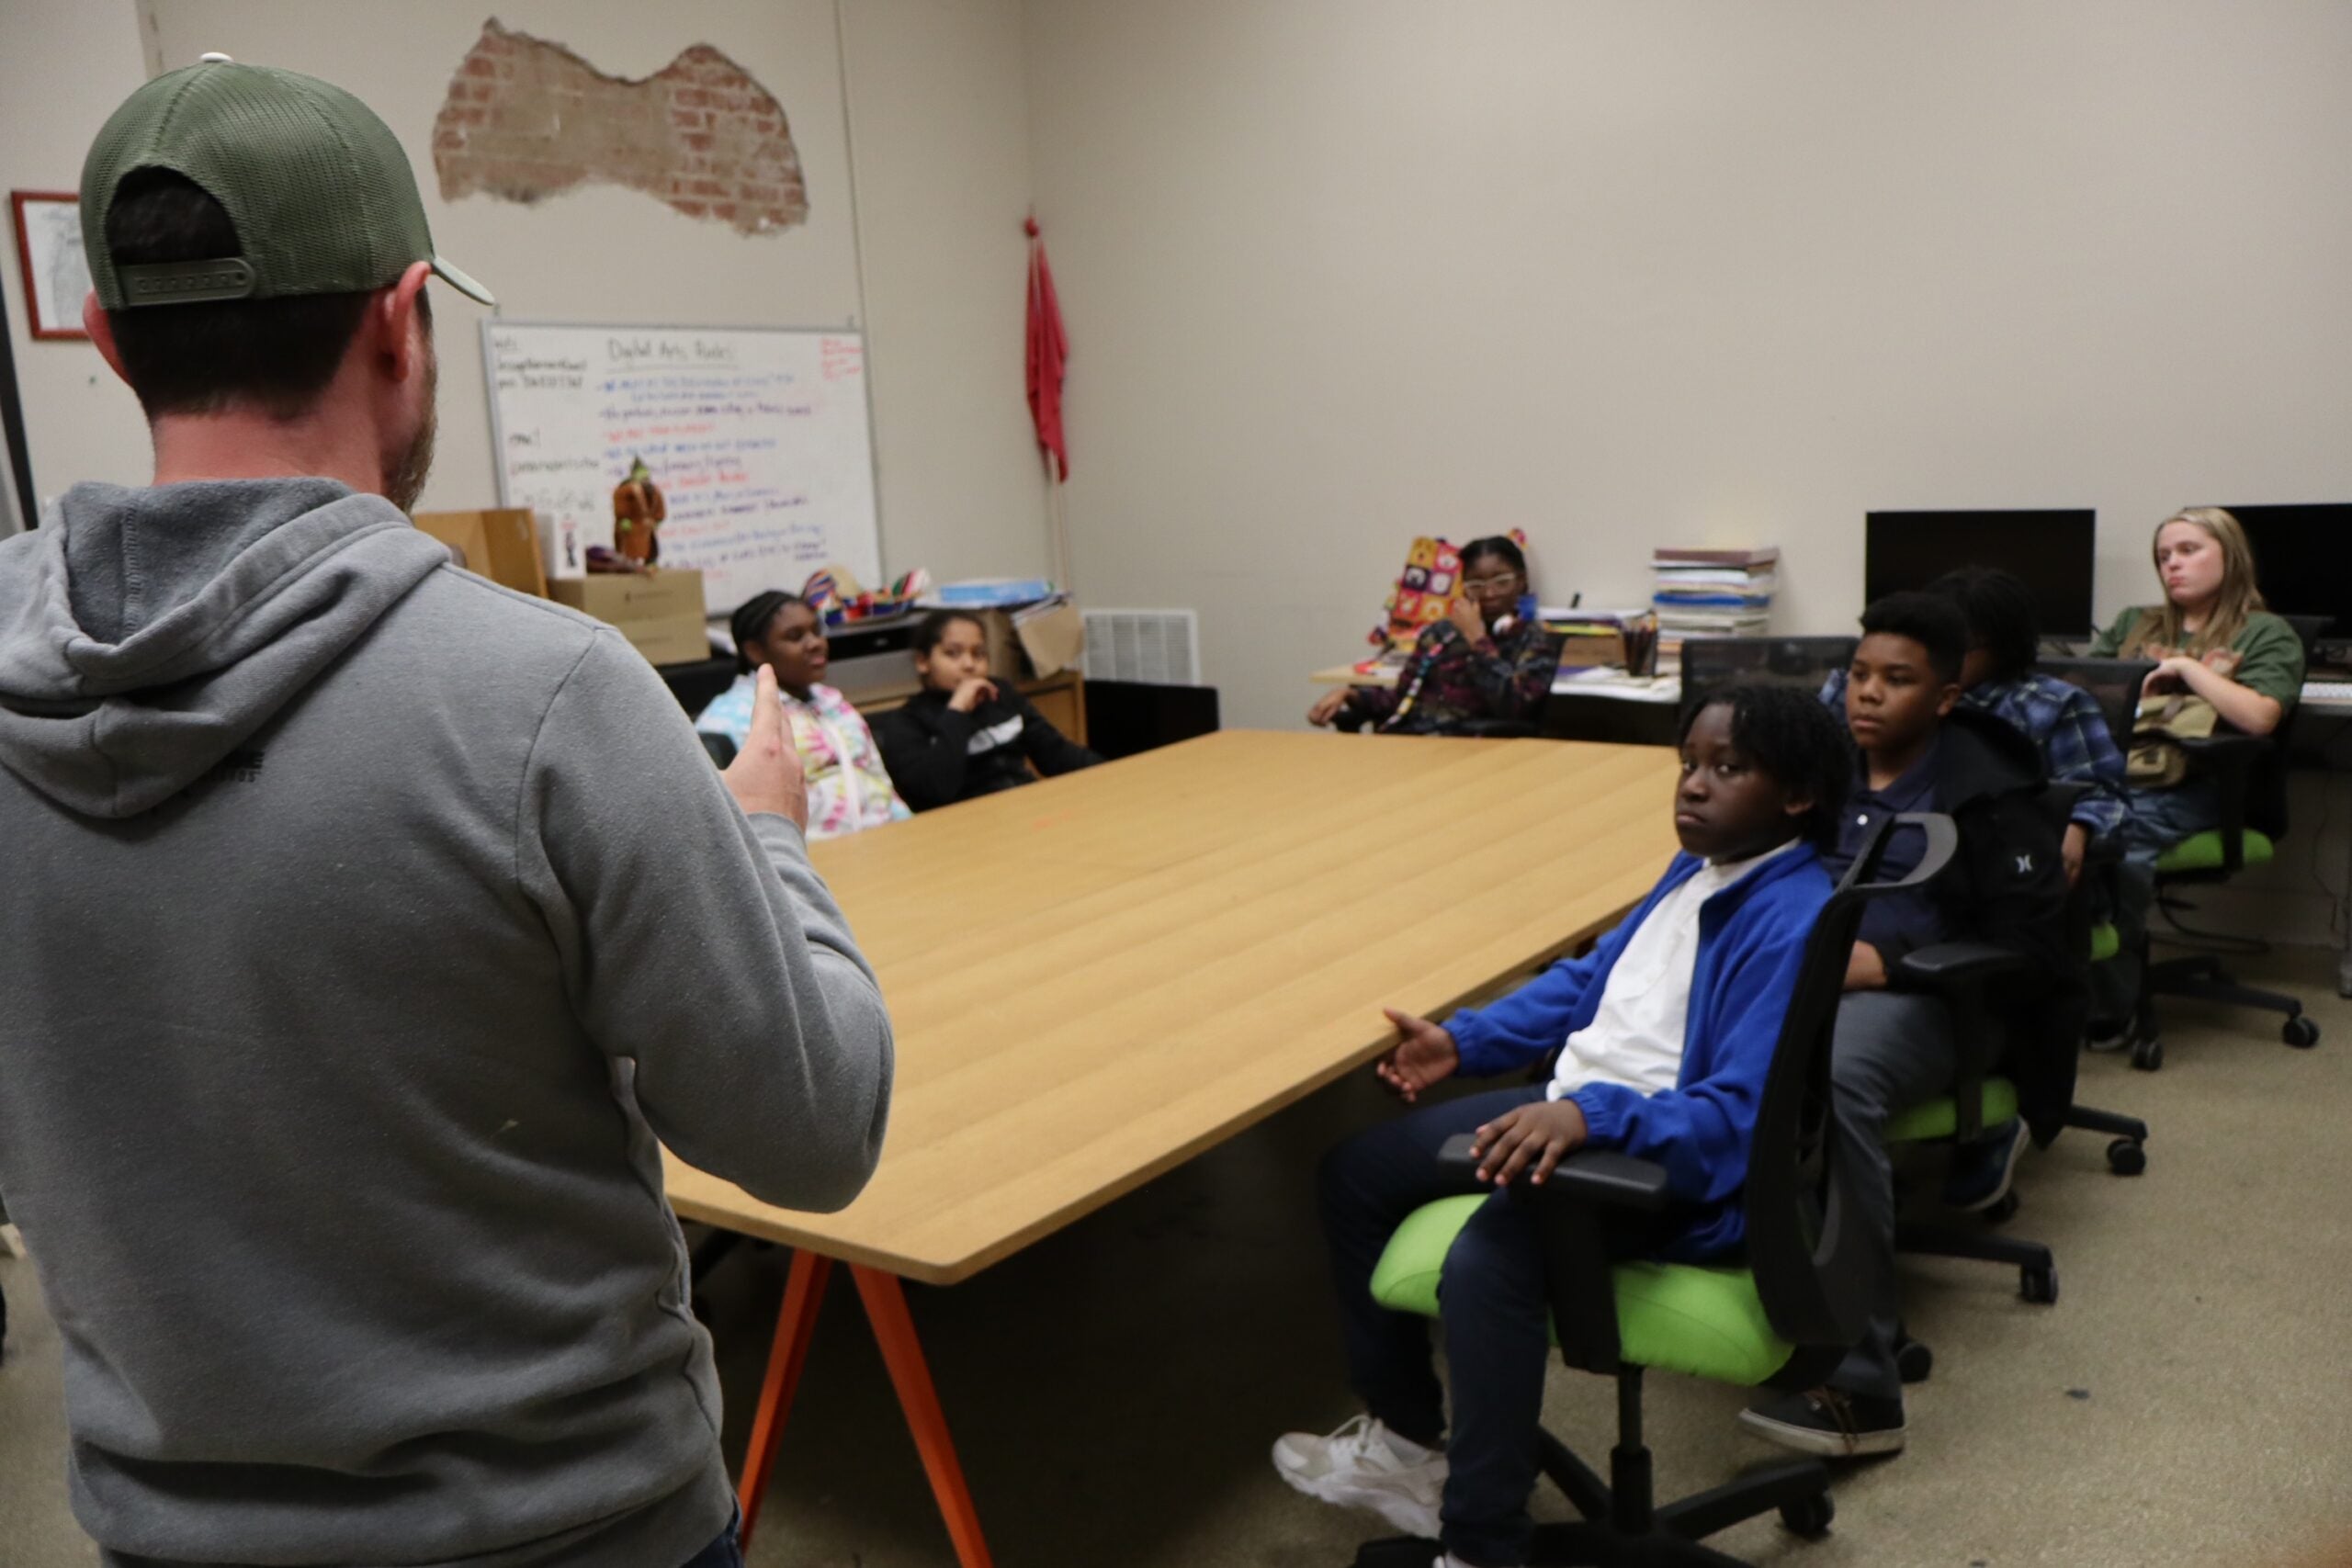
[1024, 216, 1069, 482]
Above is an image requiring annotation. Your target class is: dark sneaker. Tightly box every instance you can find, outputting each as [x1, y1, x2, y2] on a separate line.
[1739, 1387, 1906, 1457]
[1941, 1117, 2028, 1213]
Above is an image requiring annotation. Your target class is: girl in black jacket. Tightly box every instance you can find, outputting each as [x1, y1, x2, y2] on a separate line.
[874, 610, 1102, 810]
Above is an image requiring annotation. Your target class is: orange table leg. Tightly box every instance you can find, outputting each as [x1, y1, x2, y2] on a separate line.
[735, 1250, 834, 1548]
[851, 1265, 998, 1568]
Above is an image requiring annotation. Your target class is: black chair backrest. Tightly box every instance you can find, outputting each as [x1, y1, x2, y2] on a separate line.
[2242, 615, 2327, 840]
[1746, 811, 1958, 1372]
[2040, 656, 2155, 759]
[2279, 614, 2329, 658]
[1679, 637, 1857, 720]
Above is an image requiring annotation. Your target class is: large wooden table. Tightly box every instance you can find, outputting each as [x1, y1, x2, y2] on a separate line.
[664, 729, 1682, 1560]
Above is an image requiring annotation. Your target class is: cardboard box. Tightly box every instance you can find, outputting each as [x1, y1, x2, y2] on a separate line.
[956, 601, 1086, 680]
[550, 569, 713, 667]
[1012, 598, 1084, 678]
[413, 509, 548, 598]
[968, 609, 1026, 680]
[1555, 631, 1628, 671]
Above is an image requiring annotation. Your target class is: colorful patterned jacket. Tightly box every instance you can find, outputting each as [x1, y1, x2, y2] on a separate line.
[695, 675, 910, 840]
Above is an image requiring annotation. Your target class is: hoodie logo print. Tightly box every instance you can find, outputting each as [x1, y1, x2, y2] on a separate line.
[213, 750, 266, 785]
[2015, 852, 2033, 874]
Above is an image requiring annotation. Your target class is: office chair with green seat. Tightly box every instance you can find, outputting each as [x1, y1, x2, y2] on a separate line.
[1864, 782, 2098, 1388]
[2120, 614, 2324, 1070]
[1349, 814, 1954, 1568]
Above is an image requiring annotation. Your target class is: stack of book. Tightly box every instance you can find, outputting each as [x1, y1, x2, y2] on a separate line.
[1651, 547, 1778, 669]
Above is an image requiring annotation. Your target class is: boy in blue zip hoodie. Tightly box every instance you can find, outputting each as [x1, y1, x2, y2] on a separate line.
[1273, 685, 1853, 1568]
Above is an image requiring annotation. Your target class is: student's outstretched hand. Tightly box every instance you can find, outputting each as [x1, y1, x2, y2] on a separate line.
[1468, 1100, 1589, 1186]
[722, 665, 810, 830]
[1375, 1009, 1460, 1100]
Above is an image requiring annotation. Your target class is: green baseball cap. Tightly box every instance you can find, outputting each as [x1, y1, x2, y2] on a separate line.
[80, 53, 493, 310]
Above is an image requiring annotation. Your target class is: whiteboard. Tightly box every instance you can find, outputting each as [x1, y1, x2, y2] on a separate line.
[482, 321, 880, 615]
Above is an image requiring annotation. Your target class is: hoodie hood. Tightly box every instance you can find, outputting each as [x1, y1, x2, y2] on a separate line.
[0, 479, 449, 818]
[1931, 705, 2049, 812]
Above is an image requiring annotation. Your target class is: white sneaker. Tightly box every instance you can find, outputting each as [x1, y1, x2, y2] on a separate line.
[1271, 1413, 1446, 1538]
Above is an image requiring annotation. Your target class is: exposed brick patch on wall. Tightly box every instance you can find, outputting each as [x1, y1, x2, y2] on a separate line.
[433, 19, 808, 236]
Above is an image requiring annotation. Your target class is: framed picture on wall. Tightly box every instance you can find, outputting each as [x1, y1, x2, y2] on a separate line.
[10, 191, 92, 340]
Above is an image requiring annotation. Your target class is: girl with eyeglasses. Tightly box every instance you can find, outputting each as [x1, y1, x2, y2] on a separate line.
[1307, 536, 1559, 736]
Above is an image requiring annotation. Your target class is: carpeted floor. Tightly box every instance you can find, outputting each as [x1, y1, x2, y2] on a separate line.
[6, 948, 2350, 1567]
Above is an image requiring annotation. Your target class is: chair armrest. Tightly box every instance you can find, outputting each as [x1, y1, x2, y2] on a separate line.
[1888, 942, 2030, 1144]
[1436, 1134, 1672, 1375]
[2175, 731, 2267, 778]
[1891, 940, 2032, 991]
[1436, 1137, 1669, 1211]
[1544, 1151, 1670, 1211]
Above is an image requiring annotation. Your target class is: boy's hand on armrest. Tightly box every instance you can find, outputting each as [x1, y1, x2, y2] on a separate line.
[1375, 1008, 1461, 1100]
[722, 666, 809, 829]
[2062, 823, 2088, 888]
[1844, 941, 1889, 992]
[1469, 1100, 1589, 1186]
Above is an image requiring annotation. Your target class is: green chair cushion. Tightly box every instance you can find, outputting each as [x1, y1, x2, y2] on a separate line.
[1883, 1076, 2019, 1144]
[2087, 921, 2120, 964]
[1367, 1194, 1793, 1387]
[2155, 829, 2273, 874]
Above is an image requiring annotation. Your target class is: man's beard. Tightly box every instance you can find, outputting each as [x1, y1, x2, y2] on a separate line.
[383, 343, 439, 513]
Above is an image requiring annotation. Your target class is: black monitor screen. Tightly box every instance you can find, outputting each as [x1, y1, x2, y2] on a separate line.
[2219, 505, 2352, 643]
[1863, 510, 2097, 638]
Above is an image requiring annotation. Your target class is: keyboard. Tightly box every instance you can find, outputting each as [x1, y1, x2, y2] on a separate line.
[2303, 680, 2352, 703]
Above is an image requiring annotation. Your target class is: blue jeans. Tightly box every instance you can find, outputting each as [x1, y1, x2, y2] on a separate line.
[2093, 778, 2222, 1022]
[680, 1511, 744, 1568]
[1317, 1085, 1668, 1567]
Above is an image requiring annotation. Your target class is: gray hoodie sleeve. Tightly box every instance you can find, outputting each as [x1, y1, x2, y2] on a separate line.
[514, 629, 893, 1213]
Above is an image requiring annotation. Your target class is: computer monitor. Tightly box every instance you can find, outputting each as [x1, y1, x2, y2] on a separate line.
[1863, 509, 2097, 639]
[2218, 504, 2352, 645]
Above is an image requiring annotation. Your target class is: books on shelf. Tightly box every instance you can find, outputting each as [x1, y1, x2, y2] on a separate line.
[1652, 545, 1776, 645]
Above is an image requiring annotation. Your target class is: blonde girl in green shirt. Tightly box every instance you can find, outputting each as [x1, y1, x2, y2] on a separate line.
[2086, 506, 2306, 1035]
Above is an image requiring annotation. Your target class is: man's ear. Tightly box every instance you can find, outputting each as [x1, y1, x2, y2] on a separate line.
[1935, 682, 1962, 717]
[83, 293, 131, 386]
[1781, 790, 1816, 821]
[371, 261, 435, 383]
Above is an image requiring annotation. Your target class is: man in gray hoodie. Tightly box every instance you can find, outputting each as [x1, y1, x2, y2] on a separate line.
[0, 57, 893, 1568]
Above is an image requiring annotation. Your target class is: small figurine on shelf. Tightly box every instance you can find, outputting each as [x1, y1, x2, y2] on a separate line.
[612, 455, 666, 568]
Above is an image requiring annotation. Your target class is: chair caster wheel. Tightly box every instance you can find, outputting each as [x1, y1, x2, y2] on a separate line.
[2131, 1036, 2165, 1072]
[2106, 1138, 2147, 1176]
[2283, 1016, 2320, 1048]
[1983, 1190, 2021, 1225]
[1894, 1336, 1935, 1384]
[2021, 1264, 2060, 1304]
[1780, 1493, 1835, 1538]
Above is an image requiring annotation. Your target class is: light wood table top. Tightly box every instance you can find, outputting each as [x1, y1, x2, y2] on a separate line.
[664, 729, 1683, 1284]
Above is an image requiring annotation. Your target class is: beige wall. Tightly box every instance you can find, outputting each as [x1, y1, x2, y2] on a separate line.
[0, 2, 151, 525]
[5, 0, 1046, 581]
[1023, 0, 2352, 728]
[840, 0, 1051, 584]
